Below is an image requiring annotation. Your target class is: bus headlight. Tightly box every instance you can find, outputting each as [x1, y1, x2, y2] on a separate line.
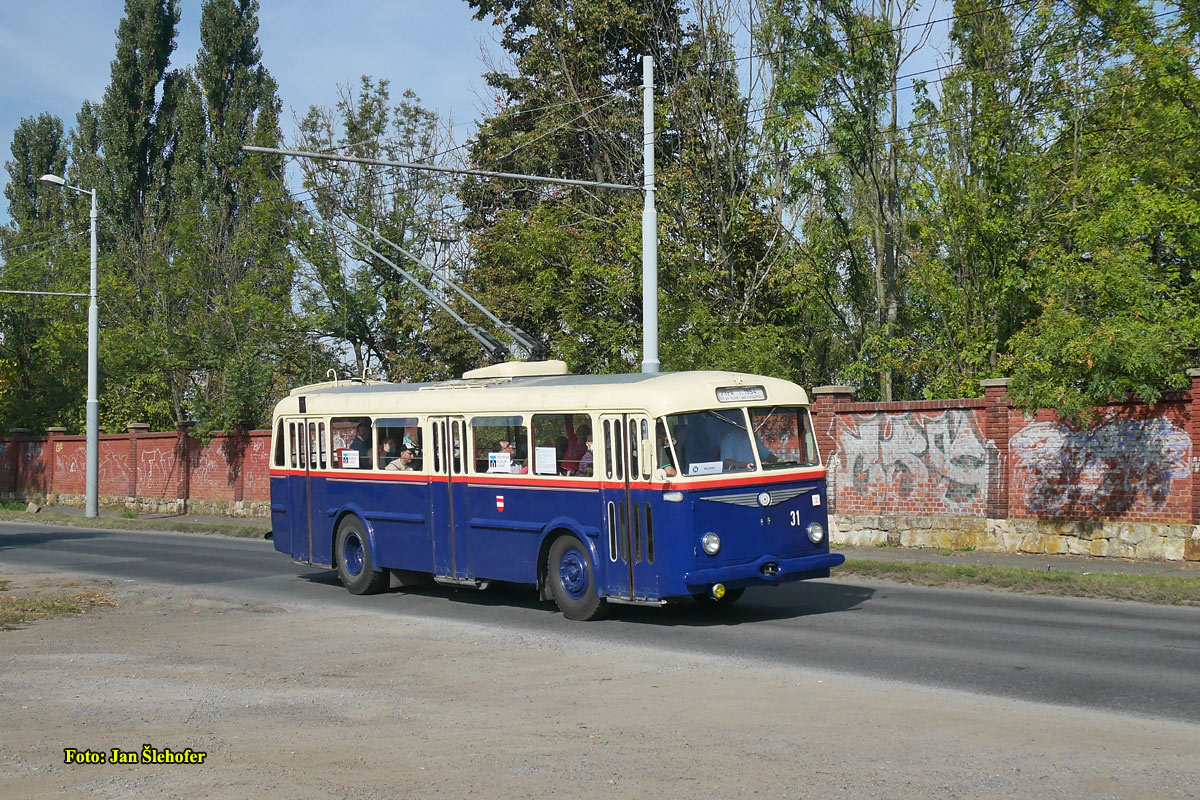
[807, 522, 825, 544]
[701, 532, 721, 556]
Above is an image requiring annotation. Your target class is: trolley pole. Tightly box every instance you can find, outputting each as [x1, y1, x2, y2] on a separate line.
[640, 54, 659, 374]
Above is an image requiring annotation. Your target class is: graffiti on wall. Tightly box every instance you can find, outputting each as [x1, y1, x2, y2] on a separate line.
[1010, 418, 1192, 516]
[835, 411, 991, 509]
[56, 447, 131, 484]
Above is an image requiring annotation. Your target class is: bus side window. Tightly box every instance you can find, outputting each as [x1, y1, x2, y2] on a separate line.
[628, 421, 639, 478]
[613, 420, 624, 480]
[318, 422, 327, 469]
[603, 420, 613, 479]
[432, 422, 442, 473]
[274, 419, 285, 467]
[531, 414, 569, 475]
[308, 422, 319, 469]
[288, 422, 297, 469]
[330, 416, 372, 469]
[640, 418, 652, 479]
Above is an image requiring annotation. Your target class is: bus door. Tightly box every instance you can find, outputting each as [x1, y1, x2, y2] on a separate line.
[429, 416, 470, 578]
[599, 414, 658, 600]
[286, 418, 313, 564]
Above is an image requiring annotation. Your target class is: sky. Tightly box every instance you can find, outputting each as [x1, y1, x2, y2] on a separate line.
[0, 0, 498, 227]
[0, 0, 953, 231]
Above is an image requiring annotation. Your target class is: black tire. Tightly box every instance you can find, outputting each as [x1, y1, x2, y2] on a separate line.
[546, 535, 608, 621]
[335, 516, 388, 595]
[693, 587, 746, 607]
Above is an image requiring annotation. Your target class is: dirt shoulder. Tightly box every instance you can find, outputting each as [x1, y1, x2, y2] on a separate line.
[1, 572, 1197, 800]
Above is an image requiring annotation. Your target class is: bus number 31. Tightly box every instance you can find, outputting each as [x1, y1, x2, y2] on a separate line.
[790, 509, 802, 526]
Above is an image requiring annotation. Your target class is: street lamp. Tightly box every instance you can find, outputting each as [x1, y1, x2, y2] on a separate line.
[39, 173, 99, 518]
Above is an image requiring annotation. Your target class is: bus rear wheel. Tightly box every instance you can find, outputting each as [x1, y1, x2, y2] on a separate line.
[547, 535, 608, 621]
[335, 517, 387, 595]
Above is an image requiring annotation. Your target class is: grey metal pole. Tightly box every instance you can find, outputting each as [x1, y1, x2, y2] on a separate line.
[85, 189, 98, 517]
[641, 54, 660, 374]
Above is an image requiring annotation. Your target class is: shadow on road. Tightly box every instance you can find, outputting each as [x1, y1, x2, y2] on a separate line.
[0, 528, 109, 551]
[296, 569, 873, 626]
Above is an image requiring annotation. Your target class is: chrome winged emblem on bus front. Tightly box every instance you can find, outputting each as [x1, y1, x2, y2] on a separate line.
[699, 487, 813, 507]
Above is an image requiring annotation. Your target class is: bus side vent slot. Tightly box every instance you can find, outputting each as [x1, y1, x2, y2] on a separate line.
[645, 504, 654, 564]
[618, 501, 628, 563]
[607, 502, 618, 562]
[632, 502, 642, 565]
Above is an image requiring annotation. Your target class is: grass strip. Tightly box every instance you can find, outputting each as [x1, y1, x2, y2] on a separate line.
[0, 587, 117, 630]
[841, 559, 1200, 606]
[0, 509, 267, 539]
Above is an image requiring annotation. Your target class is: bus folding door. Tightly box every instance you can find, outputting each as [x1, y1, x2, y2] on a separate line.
[599, 414, 659, 601]
[429, 417, 471, 579]
[285, 418, 314, 564]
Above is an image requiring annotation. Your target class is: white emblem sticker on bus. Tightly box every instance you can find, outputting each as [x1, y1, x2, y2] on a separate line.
[812, 494, 821, 506]
[689, 461, 722, 476]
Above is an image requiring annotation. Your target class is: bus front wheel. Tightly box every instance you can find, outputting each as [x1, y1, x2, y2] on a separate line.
[335, 517, 388, 595]
[546, 535, 608, 621]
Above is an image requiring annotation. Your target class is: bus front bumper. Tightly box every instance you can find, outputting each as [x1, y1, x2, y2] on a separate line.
[682, 552, 846, 592]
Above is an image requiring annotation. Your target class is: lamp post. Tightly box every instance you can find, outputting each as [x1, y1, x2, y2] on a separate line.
[39, 174, 98, 518]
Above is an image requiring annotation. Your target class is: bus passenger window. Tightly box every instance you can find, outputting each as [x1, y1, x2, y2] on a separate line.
[274, 419, 285, 467]
[318, 422, 327, 469]
[471, 415, 528, 474]
[532, 414, 591, 476]
[308, 422, 319, 469]
[432, 423, 442, 473]
[289, 422, 298, 469]
[331, 417, 372, 469]
[628, 423, 639, 478]
[603, 420, 613, 479]
[376, 417, 422, 472]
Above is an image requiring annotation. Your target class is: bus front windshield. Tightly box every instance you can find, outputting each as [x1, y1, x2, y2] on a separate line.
[662, 409, 755, 476]
[748, 406, 819, 469]
[661, 405, 819, 476]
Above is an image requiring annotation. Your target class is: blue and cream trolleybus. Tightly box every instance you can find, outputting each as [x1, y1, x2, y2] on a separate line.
[268, 360, 844, 619]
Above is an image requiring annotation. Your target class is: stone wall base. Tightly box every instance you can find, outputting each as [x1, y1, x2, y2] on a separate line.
[832, 514, 1200, 562]
[8, 491, 271, 520]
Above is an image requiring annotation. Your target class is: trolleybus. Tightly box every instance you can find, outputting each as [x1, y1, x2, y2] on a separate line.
[268, 360, 843, 619]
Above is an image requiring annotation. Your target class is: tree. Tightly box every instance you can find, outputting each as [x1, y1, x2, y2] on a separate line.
[295, 77, 474, 382]
[762, 0, 930, 400]
[0, 114, 88, 431]
[1003, 0, 1200, 420]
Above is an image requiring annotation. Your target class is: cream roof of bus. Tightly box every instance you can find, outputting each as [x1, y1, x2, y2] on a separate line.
[272, 371, 810, 420]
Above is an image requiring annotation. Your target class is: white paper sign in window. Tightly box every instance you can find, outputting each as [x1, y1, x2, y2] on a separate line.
[534, 446, 558, 475]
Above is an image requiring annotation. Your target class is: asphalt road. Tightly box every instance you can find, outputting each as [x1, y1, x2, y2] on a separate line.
[2, 520, 1197, 723]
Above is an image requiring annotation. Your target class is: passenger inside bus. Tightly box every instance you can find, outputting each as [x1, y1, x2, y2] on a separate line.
[562, 416, 590, 473]
[379, 438, 400, 468]
[576, 434, 594, 476]
[350, 422, 372, 468]
[657, 421, 678, 477]
[386, 447, 415, 471]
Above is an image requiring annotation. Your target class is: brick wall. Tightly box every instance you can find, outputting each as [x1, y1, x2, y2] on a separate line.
[812, 372, 1200, 560]
[1, 426, 272, 518]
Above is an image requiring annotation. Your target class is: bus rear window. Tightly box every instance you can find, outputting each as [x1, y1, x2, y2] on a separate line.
[749, 406, 819, 468]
